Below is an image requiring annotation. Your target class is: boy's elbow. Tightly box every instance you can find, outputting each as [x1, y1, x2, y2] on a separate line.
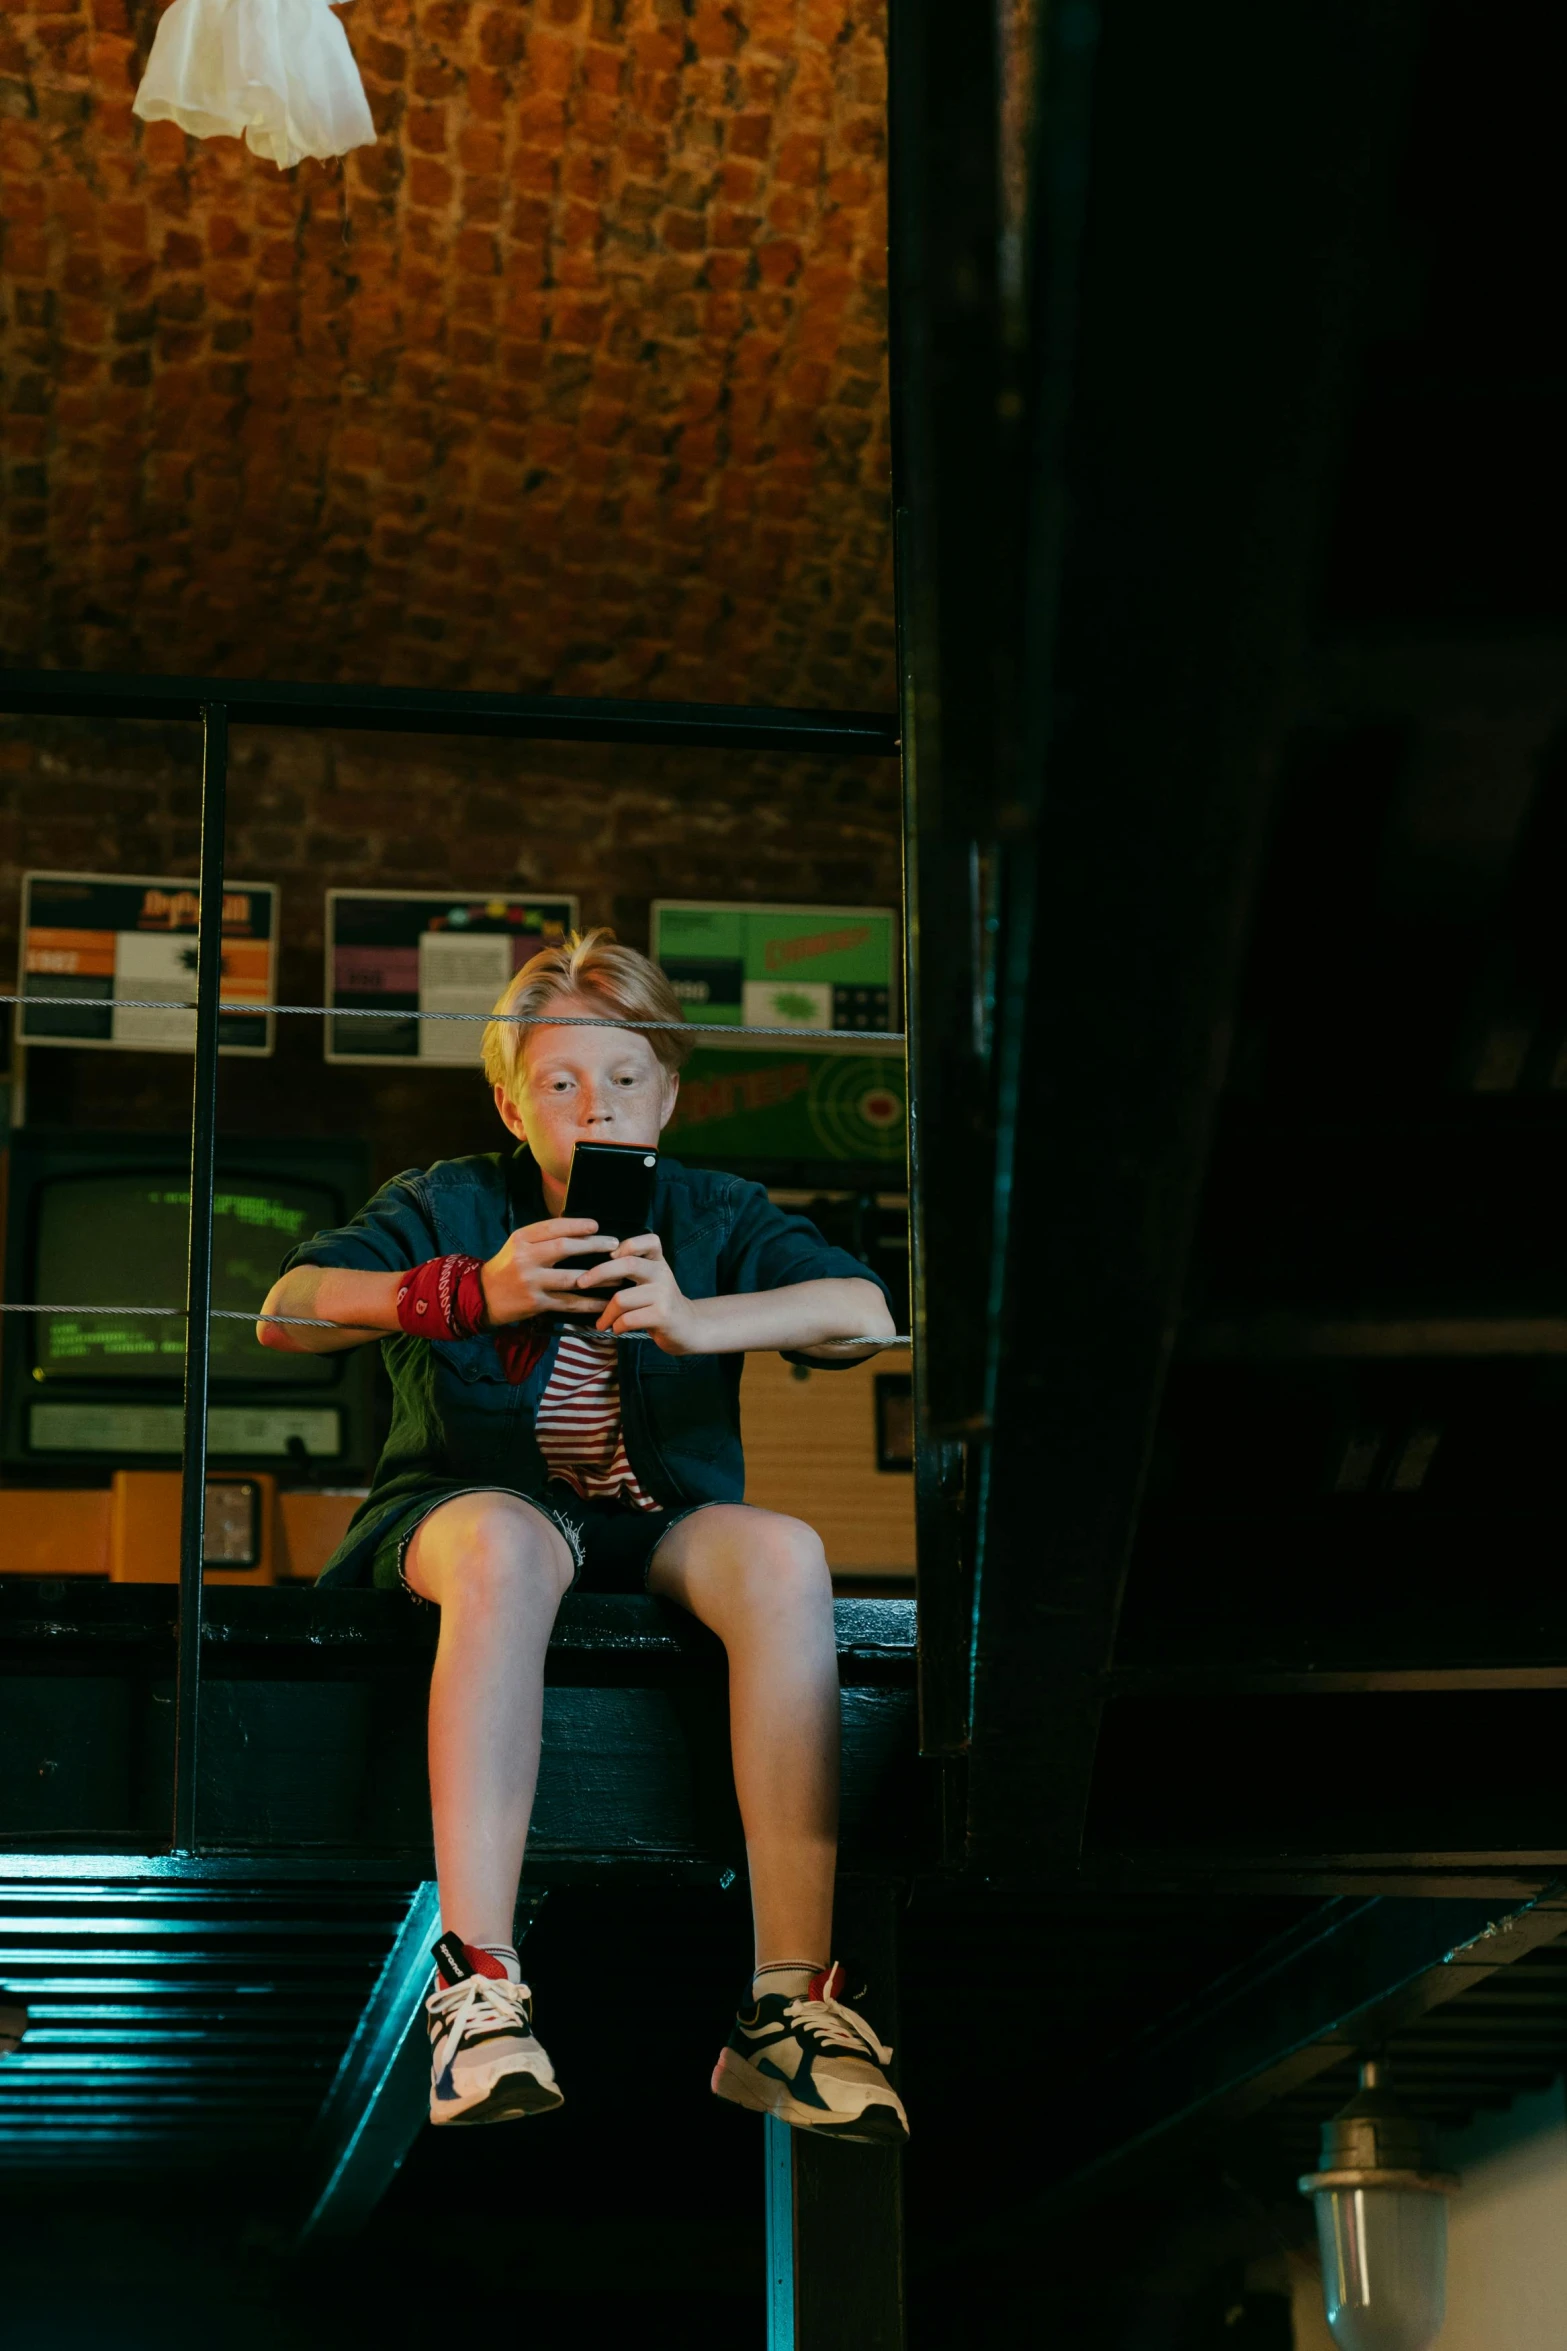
[849, 1276, 894, 1335]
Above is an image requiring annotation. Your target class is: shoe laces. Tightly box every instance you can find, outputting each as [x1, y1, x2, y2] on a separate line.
[428, 1970, 534, 2050]
[784, 1984, 892, 2067]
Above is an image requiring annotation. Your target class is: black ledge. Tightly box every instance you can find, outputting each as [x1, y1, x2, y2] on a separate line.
[0, 1584, 916, 1683]
[0, 669, 900, 758]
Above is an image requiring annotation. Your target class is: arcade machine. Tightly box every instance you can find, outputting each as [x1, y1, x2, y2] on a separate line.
[0, 1132, 376, 1585]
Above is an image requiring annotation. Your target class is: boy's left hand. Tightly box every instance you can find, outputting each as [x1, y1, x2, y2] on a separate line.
[584, 1234, 703, 1354]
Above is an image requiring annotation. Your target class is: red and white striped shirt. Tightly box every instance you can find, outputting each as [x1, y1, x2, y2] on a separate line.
[534, 1327, 658, 1511]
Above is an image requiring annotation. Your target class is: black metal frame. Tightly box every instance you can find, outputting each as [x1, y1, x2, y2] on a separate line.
[172, 704, 228, 1851]
[0, 671, 897, 756]
[0, 671, 899, 1858]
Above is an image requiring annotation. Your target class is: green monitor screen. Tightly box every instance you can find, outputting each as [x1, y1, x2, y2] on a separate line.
[32, 1173, 334, 1387]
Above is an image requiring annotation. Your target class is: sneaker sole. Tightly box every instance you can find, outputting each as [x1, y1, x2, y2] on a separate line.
[710, 2049, 908, 2145]
[431, 2073, 565, 2128]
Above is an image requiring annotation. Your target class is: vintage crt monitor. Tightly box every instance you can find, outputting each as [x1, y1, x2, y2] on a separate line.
[1, 1132, 376, 1482]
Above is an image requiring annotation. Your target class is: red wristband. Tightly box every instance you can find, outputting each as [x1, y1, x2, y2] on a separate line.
[395, 1254, 550, 1384]
[395, 1256, 488, 1341]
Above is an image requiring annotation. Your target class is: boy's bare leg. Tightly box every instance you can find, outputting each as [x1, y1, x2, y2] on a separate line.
[403, 1494, 575, 1949]
[648, 1504, 839, 1966]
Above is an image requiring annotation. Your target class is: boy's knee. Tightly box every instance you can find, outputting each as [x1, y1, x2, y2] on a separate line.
[652, 1506, 832, 1630]
[426, 1498, 571, 1607]
[742, 1512, 831, 1603]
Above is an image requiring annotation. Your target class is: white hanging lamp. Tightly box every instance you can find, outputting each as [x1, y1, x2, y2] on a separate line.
[1299, 2059, 1458, 2351]
[132, 0, 376, 170]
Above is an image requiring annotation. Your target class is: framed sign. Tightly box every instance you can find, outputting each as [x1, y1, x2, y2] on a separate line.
[651, 901, 898, 1040]
[325, 890, 579, 1066]
[17, 872, 277, 1056]
[650, 901, 904, 1167]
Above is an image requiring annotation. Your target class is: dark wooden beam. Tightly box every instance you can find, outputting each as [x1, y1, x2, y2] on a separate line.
[0, 1590, 929, 1874]
[1113, 1666, 1567, 1697]
[968, 0, 1419, 1868]
[887, 0, 1005, 1763]
[887, 0, 1004, 1449]
[887, 0, 1103, 1778]
[1037, 1883, 1567, 2212]
[1085, 1687, 1567, 1874]
[1118, 1508, 1567, 1679]
[0, 1585, 914, 1674]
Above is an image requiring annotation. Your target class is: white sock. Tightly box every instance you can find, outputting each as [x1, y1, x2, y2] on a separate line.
[476, 1942, 522, 1984]
[752, 1960, 824, 2001]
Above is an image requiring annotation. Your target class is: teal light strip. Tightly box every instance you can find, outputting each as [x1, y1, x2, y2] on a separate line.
[765, 2113, 796, 2351]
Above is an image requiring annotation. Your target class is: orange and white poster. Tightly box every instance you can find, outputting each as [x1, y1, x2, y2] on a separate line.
[18, 872, 278, 1057]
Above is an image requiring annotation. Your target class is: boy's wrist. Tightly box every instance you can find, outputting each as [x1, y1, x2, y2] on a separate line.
[680, 1296, 716, 1351]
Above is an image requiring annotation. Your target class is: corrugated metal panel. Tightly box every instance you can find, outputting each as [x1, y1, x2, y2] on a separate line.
[0, 1876, 414, 2169]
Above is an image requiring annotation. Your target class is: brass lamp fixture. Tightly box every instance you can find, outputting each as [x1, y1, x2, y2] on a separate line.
[1299, 2060, 1458, 2351]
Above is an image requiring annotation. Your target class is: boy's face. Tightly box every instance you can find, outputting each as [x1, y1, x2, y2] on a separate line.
[494, 994, 678, 1194]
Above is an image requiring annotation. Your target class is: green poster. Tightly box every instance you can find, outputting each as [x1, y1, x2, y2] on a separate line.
[666, 1046, 905, 1165]
[651, 900, 897, 1037]
[651, 901, 904, 1167]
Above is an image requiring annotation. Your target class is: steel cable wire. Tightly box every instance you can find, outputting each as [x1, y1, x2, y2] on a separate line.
[0, 994, 905, 1044]
[0, 1301, 910, 1343]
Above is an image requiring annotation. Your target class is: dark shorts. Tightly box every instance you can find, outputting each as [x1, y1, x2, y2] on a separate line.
[370, 1483, 725, 1601]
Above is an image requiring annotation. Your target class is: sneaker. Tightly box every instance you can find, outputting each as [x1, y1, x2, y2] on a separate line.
[711, 1962, 909, 2144]
[426, 1933, 563, 2127]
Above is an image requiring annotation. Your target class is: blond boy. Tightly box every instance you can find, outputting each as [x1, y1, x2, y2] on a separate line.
[260, 931, 906, 2141]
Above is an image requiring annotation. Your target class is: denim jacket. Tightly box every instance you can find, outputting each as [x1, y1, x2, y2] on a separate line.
[282, 1147, 890, 1586]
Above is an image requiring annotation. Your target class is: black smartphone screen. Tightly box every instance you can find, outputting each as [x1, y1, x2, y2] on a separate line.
[560, 1141, 659, 1282]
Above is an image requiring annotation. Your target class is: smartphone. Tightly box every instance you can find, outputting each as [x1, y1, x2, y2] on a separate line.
[559, 1141, 660, 1286]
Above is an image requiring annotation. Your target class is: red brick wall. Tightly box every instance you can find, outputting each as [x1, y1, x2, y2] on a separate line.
[0, 715, 901, 1179]
[0, 0, 893, 706]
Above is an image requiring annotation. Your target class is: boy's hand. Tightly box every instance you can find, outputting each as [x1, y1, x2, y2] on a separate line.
[479, 1218, 618, 1327]
[584, 1234, 704, 1354]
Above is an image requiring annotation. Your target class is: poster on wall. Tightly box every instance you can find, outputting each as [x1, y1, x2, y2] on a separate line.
[325, 889, 579, 1066]
[16, 871, 278, 1056]
[650, 901, 905, 1170]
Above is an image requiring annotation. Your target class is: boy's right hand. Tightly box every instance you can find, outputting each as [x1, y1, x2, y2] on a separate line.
[479, 1218, 618, 1327]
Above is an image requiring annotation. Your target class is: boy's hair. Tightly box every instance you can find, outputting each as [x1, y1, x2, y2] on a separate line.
[482, 927, 693, 1095]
